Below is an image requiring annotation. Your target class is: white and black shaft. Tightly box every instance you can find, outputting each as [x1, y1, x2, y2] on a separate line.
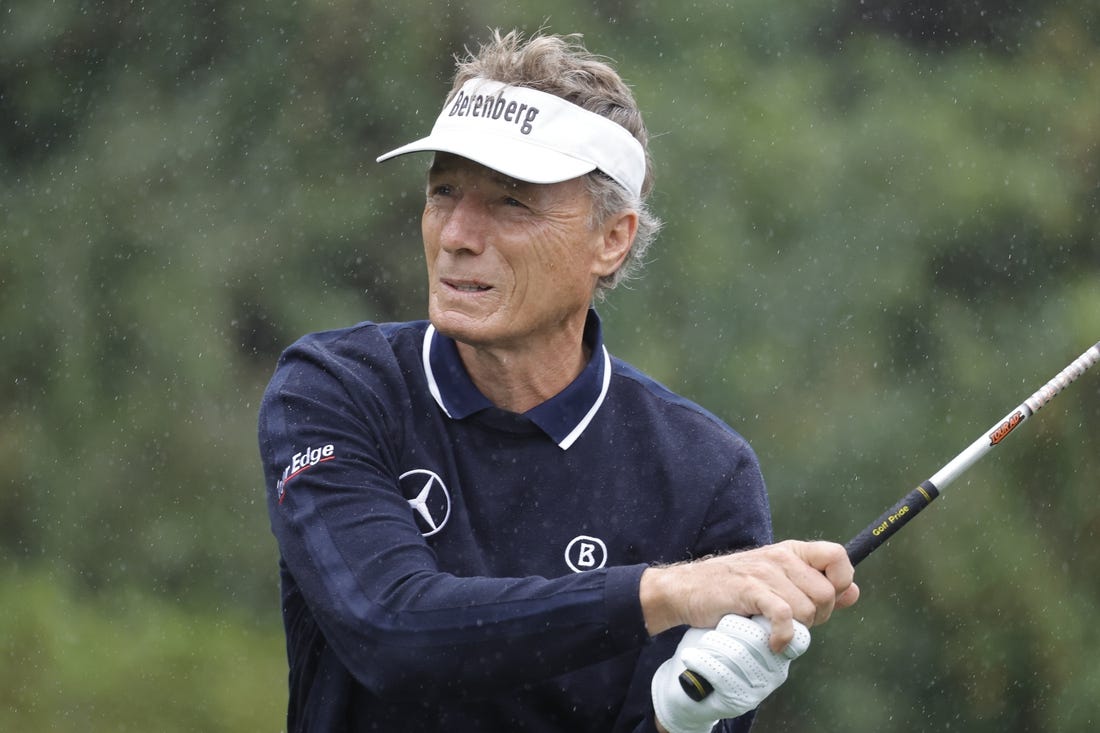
[844, 338, 1100, 563]
[679, 340, 1100, 702]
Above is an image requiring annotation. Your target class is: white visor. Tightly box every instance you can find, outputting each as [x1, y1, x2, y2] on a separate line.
[377, 77, 646, 199]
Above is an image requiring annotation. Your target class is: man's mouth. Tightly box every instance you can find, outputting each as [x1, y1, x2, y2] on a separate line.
[444, 279, 492, 293]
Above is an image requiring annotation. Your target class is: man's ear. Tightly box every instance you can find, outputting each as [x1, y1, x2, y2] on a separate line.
[593, 210, 638, 278]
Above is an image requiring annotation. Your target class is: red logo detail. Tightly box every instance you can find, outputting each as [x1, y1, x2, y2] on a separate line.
[277, 444, 335, 504]
[989, 411, 1023, 446]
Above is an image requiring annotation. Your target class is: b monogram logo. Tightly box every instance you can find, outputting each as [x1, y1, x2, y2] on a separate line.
[564, 535, 607, 573]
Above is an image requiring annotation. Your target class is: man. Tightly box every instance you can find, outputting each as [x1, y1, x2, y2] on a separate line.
[258, 30, 858, 733]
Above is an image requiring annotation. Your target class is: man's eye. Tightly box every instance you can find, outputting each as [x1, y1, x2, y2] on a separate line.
[503, 196, 526, 208]
[429, 184, 454, 197]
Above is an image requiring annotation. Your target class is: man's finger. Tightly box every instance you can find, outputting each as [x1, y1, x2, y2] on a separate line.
[748, 591, 796, 652]
[836, 582, 861, 610]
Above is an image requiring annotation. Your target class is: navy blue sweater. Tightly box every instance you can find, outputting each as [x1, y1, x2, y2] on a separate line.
[258, 311, 772, 732]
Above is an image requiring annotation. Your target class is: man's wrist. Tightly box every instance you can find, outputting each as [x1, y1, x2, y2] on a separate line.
[640, 566, 679, 636]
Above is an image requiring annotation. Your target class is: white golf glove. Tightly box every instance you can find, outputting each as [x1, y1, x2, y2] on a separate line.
[651, 614, 811, 733]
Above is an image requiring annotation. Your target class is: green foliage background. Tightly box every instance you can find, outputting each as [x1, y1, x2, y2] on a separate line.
[2, 0, 1098, 730]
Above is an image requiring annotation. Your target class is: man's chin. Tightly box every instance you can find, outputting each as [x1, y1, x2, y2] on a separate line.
[429, 310, 499, 347]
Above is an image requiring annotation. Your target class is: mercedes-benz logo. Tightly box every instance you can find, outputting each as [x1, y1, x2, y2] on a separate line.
[399, 469, 451, 537]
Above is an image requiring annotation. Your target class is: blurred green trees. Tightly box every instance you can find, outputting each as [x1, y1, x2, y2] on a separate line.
[2, 1, 1098, 730]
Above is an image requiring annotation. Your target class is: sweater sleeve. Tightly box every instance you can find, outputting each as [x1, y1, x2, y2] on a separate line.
[697, 439, 773, 554]
[258, 336, 651, 701]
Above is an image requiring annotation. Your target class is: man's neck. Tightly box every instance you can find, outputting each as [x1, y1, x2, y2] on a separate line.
[453, 317, 591, 414]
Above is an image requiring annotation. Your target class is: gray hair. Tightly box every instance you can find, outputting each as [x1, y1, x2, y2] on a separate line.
[449, 29, 662, 298]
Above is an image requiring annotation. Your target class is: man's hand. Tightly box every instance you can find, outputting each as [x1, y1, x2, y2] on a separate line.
[651, 615, 811, 733]
[640, 540, 858, 651]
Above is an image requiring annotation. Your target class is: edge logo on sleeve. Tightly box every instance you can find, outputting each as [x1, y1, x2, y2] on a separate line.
[276, 444, 335, 504]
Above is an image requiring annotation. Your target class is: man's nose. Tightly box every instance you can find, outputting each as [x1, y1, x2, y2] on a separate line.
[439, 196, 488, 254]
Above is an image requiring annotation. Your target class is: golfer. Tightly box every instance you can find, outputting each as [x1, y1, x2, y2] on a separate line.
[258, 29, 858, 733]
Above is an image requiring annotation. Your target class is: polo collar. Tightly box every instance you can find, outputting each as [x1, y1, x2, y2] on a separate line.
[422, 310, 612, 450]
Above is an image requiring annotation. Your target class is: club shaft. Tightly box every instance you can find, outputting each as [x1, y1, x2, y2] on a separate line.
[847, 339, 1100, 564]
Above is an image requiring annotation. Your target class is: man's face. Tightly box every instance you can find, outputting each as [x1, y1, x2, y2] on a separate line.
[421, 153, 611, 351]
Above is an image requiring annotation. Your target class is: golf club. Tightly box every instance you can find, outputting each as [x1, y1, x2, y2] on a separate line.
[678, 339, 1100, 702]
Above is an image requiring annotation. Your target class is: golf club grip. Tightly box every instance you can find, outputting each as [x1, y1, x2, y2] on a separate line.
[676, 484, 943, 702]
[844, 480, 940, 565]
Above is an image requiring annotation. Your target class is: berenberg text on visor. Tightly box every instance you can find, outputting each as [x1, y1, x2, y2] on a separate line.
[448, 87, 541, 134]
